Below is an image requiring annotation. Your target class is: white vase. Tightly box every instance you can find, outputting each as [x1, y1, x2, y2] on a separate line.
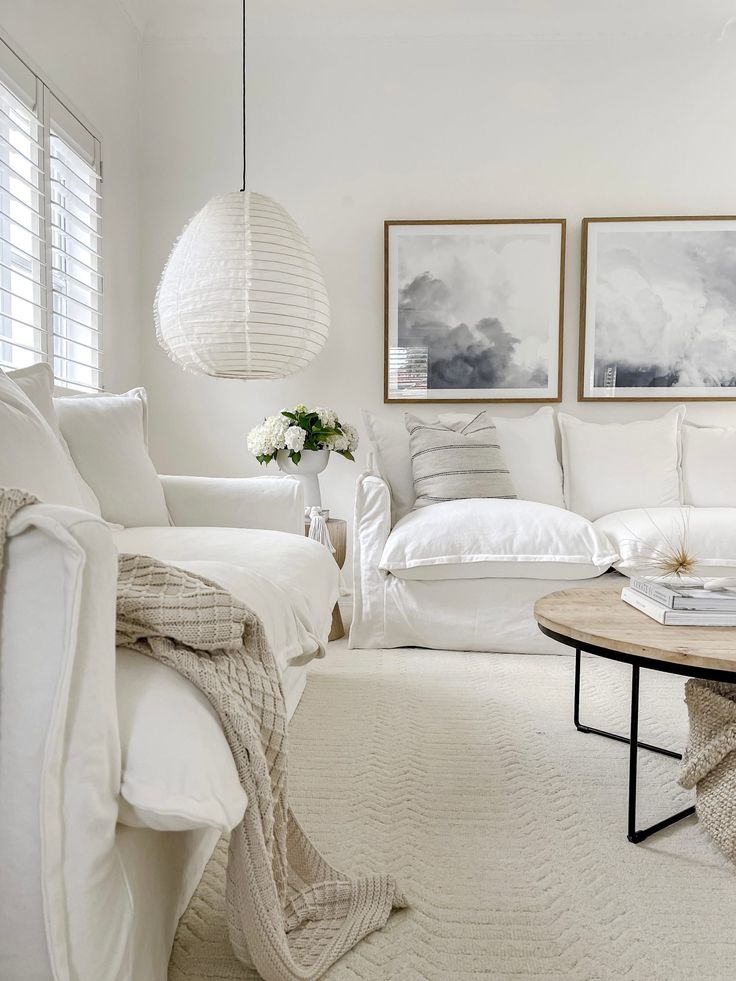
[276, 447, 330, 509]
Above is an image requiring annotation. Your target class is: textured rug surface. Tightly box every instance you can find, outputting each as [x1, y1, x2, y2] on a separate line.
[169, 645, 736, 981]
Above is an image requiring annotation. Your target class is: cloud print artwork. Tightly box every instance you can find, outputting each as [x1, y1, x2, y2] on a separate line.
[581, 218, 736, 400]
[385, 221, 564, 402]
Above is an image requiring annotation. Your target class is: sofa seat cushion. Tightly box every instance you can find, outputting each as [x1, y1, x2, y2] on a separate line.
[112, 526, 340, 643]
[380, 499, 617, 581]
[594, 508, 736, 578]
[115, 556, 326, 834]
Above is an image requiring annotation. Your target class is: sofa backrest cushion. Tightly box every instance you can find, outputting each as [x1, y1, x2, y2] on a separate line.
[406, 410, 516, 508]
[363, 406, 565, 521]
[682, 423, 736, 508]
[54, 388, 171, 528]
[559, 408, 684, 521]
[8, 364, 101, 515]
[493, 408, 565, 509]
[0, 368, 91, 509]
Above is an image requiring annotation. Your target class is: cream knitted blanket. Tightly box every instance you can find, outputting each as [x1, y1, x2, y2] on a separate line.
[117, 553, 406, 979]
[0, 491, 405, 980]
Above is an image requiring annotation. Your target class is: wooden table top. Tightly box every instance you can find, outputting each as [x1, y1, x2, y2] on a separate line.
[534, 586, 736, 675]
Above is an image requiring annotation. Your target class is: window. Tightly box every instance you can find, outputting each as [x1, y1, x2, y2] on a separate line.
[0, 38, 102, 391]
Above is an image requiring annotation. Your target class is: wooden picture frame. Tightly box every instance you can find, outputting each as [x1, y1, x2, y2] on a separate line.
[579, 215, 736, 401]
[384, 218, 566, 403]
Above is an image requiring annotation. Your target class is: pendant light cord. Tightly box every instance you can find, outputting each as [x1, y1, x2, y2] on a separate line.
[240, 0, 246, 192]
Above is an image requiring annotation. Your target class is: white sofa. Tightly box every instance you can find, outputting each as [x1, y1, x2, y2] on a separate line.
[351, 406, 736, 653]
[0, 365, 339, 981]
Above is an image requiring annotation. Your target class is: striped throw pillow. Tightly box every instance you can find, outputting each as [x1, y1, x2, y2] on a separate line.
[405, 411, 516, 509]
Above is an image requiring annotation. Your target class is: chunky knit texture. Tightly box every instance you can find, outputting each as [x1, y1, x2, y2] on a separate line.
[680, 678, 736, 863]
[116, 552, 405, 980]
[0, 487, 38, 568]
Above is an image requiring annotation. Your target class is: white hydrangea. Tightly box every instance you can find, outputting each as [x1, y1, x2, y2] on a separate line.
[264, 413, 289, 450]
[246, 423, 269, 456]
[316, 406, 337, 429]
[247, 413, 290, 456]
[284, 425, 306, 452]
[326, 432, 349, 452]
[342, 423, 359, 453]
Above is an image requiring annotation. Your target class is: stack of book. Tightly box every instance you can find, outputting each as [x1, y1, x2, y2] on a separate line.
[622, 579, 736, 626]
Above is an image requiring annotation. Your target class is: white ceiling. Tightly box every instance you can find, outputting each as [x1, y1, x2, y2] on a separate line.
[119, 0, 736, 40]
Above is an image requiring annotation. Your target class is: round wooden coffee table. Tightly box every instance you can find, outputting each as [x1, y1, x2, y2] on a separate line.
[534, 586, 736, 844]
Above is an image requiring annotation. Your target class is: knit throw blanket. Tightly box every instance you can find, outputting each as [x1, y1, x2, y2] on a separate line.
[0, 488, 404, 980]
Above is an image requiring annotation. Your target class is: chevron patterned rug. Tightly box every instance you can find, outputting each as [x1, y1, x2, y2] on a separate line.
[169, 645, 736, 981]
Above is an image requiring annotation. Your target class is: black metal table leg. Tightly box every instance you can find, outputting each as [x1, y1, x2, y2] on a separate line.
[574, 648, 696, 844]
[627, 664, 640, 842]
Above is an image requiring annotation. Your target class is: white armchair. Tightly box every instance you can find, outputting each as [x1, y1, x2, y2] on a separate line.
[0, 477, 334, 981]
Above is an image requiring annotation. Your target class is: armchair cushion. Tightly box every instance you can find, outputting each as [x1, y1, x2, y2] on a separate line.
[54, 388, 170, 527]
[380, 498, 617, 581]
[160, 474, 303, 534]
[112, 525, 340, 646]
[0, 368, 91, 510]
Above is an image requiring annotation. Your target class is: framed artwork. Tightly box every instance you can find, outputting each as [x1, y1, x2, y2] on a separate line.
[579, 216, 736, 401]
[384, 218, 565, 403]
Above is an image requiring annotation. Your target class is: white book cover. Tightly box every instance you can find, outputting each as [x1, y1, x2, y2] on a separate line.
[622, 587, 736, 626]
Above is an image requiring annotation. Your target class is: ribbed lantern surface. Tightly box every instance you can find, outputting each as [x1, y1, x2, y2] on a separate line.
[155, 192, 329, 378]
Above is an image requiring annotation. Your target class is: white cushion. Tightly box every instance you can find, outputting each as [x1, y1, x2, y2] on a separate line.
[54, 388, 170, 527]
[494, 408, 565, 509]
[558, 408, 684, 521]
[112, 527, 340, 647]
[379, 498, 617, 581]
[114, 552, 331, 833]
[682, 423, 736, 507]
[594, 507, 736, 578]
[8, 364, 101, 515]
[116, 648, 246, 833]
[0, 368, 90, 508]
[363, 407, 565, 520]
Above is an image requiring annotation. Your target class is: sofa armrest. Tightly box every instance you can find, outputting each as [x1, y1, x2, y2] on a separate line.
[160, 474, 304, 534]
[0, 505, 129, 980]
[349, 473, 392, 648]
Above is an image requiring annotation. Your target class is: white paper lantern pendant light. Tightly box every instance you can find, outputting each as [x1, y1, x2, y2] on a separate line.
[154, 3, 329, 379]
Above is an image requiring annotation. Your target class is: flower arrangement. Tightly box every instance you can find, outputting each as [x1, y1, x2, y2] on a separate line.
[247, 405, 359, 466]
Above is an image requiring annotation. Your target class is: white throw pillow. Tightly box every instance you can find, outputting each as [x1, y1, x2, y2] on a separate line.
[54, 388, 170, 527]
[9, 364, 101, 515]
[116, 648, 246, 832]
[594, 507, 736, 578]
[682, 423, 736, 507]
[362, 410, 415, 521]
[0, 369, 90, 508]
[558, 408, 684, 521]
[380, 498, 617, 581]
[494, 408, 565, 509]
[363, 407, 565, 520]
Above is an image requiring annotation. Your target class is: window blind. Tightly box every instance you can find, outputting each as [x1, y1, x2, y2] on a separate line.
[50, 119, 102, 391]
[0, 39, 103, 390]
[0, 76, 46, 371]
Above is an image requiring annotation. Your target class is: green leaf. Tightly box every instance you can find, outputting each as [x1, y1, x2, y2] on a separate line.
[342, 450, 355, 462]
[281, 411, 298, 422]
[291, 450, 301, 465]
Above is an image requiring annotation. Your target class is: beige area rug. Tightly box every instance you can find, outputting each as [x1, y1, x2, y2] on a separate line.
[169, 644, 736, 981]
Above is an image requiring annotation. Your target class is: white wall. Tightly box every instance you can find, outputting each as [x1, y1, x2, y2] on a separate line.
[139, 2, 736, 547]
[0, 0, 143, 392]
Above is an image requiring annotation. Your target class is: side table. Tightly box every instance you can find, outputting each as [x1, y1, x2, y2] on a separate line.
[304, 517, 347, 641]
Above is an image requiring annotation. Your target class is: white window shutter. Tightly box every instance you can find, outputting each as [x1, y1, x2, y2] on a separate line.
[0, 40, 103, 390]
